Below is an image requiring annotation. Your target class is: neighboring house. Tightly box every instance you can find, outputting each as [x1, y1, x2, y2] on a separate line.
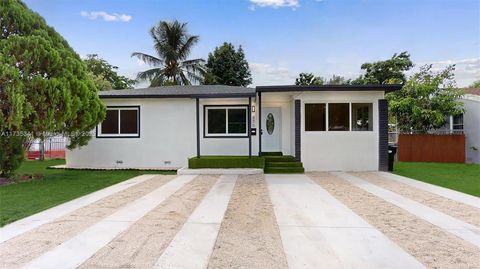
[66, 84, 400, 171]
[460, 88, 480, 163]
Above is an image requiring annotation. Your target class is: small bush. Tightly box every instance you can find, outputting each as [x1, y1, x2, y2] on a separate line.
[0, 136, 25, 178]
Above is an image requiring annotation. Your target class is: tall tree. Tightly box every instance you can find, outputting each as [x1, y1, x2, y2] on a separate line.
[352, 51, 413, 84]
[132, 20, 205, 86]
[84, 54, 136, 90]
[387, 65, 464, 132]
[327, 75, 350, 85]
[204, 42, 252, 86]
[0, 0, 105, 177]
[295, 73, 324, 85]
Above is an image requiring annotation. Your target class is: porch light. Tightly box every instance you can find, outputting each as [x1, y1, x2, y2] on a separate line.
[251, 105, 255, 112]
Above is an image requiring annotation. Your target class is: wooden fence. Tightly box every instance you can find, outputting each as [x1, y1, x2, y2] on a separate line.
[398, 134, 465, 163]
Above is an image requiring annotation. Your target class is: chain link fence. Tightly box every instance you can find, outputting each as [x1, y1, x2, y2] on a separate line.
[27, 136, 67, 160]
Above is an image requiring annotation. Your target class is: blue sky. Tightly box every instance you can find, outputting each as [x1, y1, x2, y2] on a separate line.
[24, 0, 479, 87]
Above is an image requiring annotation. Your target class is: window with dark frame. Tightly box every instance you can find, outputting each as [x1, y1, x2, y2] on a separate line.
[305, 103, 326, 131]
[205, 106, 248, 137]
[328, 103, 349, 131]
[98, 107, 139, 137]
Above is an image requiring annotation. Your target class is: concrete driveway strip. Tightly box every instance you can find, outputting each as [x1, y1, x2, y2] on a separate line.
[376, 172, 480, 209]
[153, 174, 237, 269]
[21, 175, 197, 269]
[266, 174, 424, 269]
[337, 172, 480, 248]
[0, 174, 157, 243]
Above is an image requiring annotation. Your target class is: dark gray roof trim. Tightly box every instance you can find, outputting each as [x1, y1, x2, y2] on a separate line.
[99, 85, 256, 99]
[256, 84, 402, 93]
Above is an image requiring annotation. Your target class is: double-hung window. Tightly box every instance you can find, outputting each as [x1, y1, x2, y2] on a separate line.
[97, 106, 140, 138]
[205, 106, 248, 137]
[452, 114, 464, 131]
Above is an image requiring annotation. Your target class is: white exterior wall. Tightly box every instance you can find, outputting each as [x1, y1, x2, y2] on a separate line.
[462, 96, 480, 163]
[67, 98, 196, 169]
[67, 97, 259, 169]
[298, 91, 384, 171]
[200, 98, 258, 156]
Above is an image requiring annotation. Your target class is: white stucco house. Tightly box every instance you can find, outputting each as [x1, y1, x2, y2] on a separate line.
[66, 84, 400, 171]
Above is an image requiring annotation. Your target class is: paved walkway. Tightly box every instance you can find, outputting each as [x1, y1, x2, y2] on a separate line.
[0, 172, 478, 268]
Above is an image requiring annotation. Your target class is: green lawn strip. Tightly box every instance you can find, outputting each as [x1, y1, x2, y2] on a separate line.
[188, 156, 265, 169]
[393, 162, 480, 197]
[0, 160, 175, 227]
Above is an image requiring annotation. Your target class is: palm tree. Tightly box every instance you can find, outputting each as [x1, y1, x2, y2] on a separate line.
[132, 20, 205, 86]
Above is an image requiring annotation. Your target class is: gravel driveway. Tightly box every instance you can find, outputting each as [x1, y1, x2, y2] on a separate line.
[0, 172, 478, 269]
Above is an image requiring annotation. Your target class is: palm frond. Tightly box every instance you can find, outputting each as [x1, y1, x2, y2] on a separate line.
[184, 69, 204, 85]
[179, 71, 191, 86]
[131, 52, 163, 66]
[178, 35, 199, 60]
[136, 67, 163, 82]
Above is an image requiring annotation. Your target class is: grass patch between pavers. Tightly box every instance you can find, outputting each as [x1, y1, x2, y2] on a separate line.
[393, 162, 480, 197]
[0, 159, 175, 227]
[188, 156, 265, 169]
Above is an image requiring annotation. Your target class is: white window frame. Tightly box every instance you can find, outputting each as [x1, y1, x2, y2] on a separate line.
[449, 114, 464, 133]
[97, 106, 140, 138]
[204, 106, 249, 137]
[304, 102, 374, 132]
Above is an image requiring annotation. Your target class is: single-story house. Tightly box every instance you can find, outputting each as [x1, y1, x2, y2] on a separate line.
[66, 84, 401, 171]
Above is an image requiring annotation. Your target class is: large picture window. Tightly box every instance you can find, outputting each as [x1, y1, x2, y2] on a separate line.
[205, 106, 248, 137]
[305, 102, 373, 132]
[98, 106, 140, 138]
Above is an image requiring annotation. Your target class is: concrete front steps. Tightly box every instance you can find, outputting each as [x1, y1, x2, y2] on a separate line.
[262, 154, 305, 174]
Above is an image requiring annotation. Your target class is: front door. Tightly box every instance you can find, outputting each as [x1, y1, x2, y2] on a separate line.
[262, 107, 281, 152]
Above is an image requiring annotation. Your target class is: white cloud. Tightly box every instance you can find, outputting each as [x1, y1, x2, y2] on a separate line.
[409, 58, 480, 87]
[250, 62, 296, 86]
[249, 0, 300, 10]
[80, 11, 132, 22]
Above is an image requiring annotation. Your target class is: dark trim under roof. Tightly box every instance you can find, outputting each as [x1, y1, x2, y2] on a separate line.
[256, 84, 403, 93]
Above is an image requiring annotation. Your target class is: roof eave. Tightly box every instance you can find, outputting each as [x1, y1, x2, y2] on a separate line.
[255, 84, 403, 93]
[99, 93, 256, 99]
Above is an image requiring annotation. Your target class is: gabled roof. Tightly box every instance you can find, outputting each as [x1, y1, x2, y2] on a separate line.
[256, 84, 402, 93]
[99, 85, 256, 99]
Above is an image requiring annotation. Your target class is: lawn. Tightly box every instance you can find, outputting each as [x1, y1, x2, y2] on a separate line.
[393, 162, 480, 197]
[0, 159, 175, 227]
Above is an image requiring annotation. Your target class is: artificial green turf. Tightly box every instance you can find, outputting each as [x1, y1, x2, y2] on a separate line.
[0, 159, 175, 227]
[393, 162, 480, 197]
[188, 156, 265, 169]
